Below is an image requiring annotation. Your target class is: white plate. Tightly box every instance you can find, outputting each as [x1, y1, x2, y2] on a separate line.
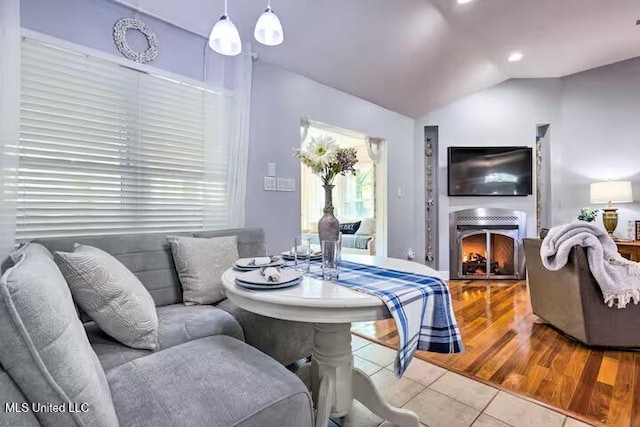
[235, 269, 303, 286]
[235, 257, 284, 269]
[280, 251, 322, 261]
[235, 278, 302, 290]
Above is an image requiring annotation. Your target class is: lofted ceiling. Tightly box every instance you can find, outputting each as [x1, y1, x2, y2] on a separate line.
[129, 0, 640, 118]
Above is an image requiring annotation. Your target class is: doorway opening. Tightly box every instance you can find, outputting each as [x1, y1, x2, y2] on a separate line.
[299, 120, 386, 256]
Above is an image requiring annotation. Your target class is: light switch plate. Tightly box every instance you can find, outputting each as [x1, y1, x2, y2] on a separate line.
[267, 163, 277, 177]
[277, 178, 296, 192]
[264, 176, 277, 191]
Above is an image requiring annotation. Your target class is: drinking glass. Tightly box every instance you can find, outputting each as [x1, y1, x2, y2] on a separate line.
[294, 237, 311, 273]
[321, 239, 341, 281]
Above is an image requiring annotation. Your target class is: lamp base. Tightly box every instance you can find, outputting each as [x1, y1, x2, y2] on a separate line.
[602, 207, 619, 238]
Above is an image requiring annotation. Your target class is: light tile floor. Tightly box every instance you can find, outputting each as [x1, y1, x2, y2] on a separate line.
[328, 338, 594, 427]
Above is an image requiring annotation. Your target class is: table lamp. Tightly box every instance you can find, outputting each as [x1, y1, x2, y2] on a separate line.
[590, 181, 633, 238]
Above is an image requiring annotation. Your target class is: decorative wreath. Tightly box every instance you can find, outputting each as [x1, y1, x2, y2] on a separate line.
[113, 16, 158, 63]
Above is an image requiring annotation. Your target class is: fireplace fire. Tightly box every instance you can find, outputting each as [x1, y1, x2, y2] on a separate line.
[449, 208, 526, 280]
[460, 233, 514, 276]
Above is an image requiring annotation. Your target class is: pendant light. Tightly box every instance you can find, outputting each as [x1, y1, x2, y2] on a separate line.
[254, 0, 284, 46]
[209, 0, 242, 56]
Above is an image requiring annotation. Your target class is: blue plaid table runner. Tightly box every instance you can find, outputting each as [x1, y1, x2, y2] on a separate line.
[307, 260, 464, 376]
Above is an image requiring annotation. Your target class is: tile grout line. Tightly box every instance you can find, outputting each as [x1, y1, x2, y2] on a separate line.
[481, 391, 569, 427]
[478, 392, 516, 427]
[468, 410, 483, 427]
[423, 375, 499, 415]
[402, 386, 481, 421]
[479, 388, 500, 413]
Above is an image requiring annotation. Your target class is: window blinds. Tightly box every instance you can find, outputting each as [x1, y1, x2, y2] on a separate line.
[17, 38, 230, 239]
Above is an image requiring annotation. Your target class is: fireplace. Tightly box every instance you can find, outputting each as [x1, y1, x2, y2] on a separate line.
[449, 208, 526, 280]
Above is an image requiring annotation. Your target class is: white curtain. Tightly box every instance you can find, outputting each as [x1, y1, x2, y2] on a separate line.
[0, 0, 20, 260]
[204, 42, 252, 229]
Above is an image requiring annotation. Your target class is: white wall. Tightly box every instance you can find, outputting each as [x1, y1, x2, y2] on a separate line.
[418, 79, 562, 271]
[246, 61, 417, 258]
[558, 57, 640, 237]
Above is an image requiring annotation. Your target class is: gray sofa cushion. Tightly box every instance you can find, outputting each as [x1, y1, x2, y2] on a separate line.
[155, 303, 244, 348]
[38, 232, 191, 307]
[36, 228, 266, 307]
[0, 246, 118, 427]
[106, 336, 313, 427]
[85, 323, 150, 372]
[55, 244, 159, 350]
[86, 304, 245, 370]
[168, 235, 239, 305]
[0, 369, 40, 427]
[1, 242, 53, 276]
[217, 299, 314, 366]
[193, 228, 267, 258]
[10, 242, 53, 262]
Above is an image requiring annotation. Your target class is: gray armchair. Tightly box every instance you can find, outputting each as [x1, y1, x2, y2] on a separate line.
[524, 238, 640, 347]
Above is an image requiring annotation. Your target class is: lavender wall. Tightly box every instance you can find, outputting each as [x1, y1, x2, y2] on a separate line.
[558, 57, 640, 237]
[247, 61, 418, 258]
[20, 0, 206, 81]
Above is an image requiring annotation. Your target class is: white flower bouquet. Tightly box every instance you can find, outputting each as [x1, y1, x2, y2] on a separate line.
[294, 135, 358, 185]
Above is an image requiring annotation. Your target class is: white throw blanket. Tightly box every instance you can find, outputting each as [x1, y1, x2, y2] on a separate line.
[540, 221, 640, 308]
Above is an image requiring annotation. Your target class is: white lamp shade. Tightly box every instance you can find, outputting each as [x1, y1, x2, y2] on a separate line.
[590, 181, 633, 204]
[254, 8, 284, 46]
[209, 15, 242, 56]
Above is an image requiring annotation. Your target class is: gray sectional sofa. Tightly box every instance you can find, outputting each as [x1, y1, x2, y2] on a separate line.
[0, 228, 315, 427]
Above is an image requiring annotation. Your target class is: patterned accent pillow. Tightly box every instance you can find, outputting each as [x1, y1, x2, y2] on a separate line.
[167, 235, 239, 306]
[54, 245, 159, 350]
[339, 221, 361, 235]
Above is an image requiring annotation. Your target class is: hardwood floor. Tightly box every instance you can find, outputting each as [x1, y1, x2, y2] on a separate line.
[352, 280, 640, 427]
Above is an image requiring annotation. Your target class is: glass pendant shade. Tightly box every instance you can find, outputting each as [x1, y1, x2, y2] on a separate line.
[209, 15, 242, 56]
[254, 7, 284, 46]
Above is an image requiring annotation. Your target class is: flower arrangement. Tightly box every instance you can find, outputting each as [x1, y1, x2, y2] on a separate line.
[294, 135, 358, 185]
[577, 207, 599, 222]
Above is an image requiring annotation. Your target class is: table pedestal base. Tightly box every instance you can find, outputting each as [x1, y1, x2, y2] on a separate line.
[310, 323, 419, 427]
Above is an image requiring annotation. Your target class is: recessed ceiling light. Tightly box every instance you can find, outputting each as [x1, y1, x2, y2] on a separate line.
[508, 52, 523, 62]
[457, 0, 473, 4]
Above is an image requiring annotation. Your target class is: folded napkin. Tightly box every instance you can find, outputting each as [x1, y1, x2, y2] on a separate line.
[291, 246, 310, 256]
[248, 257, 272, 266]
[262, 267, 281, 283]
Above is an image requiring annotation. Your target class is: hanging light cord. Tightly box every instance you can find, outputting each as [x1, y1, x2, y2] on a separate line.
[224, 0, 228, 16]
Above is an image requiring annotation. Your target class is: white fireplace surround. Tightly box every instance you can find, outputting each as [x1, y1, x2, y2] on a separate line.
[449, 208, 527, 280]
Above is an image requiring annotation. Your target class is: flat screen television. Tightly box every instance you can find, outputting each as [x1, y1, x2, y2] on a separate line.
[448, 146, 533, 196]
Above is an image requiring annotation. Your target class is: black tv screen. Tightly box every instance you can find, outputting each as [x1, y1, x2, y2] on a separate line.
[448, 147, 532, 196]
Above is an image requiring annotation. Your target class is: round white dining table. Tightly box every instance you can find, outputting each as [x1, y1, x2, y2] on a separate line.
[222, 255, 445, 427]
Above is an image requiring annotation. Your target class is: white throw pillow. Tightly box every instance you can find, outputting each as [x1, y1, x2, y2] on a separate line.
[355, 218, 376, 236]
[167, 235, 239, 306]
[54, 244, 159, 350]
